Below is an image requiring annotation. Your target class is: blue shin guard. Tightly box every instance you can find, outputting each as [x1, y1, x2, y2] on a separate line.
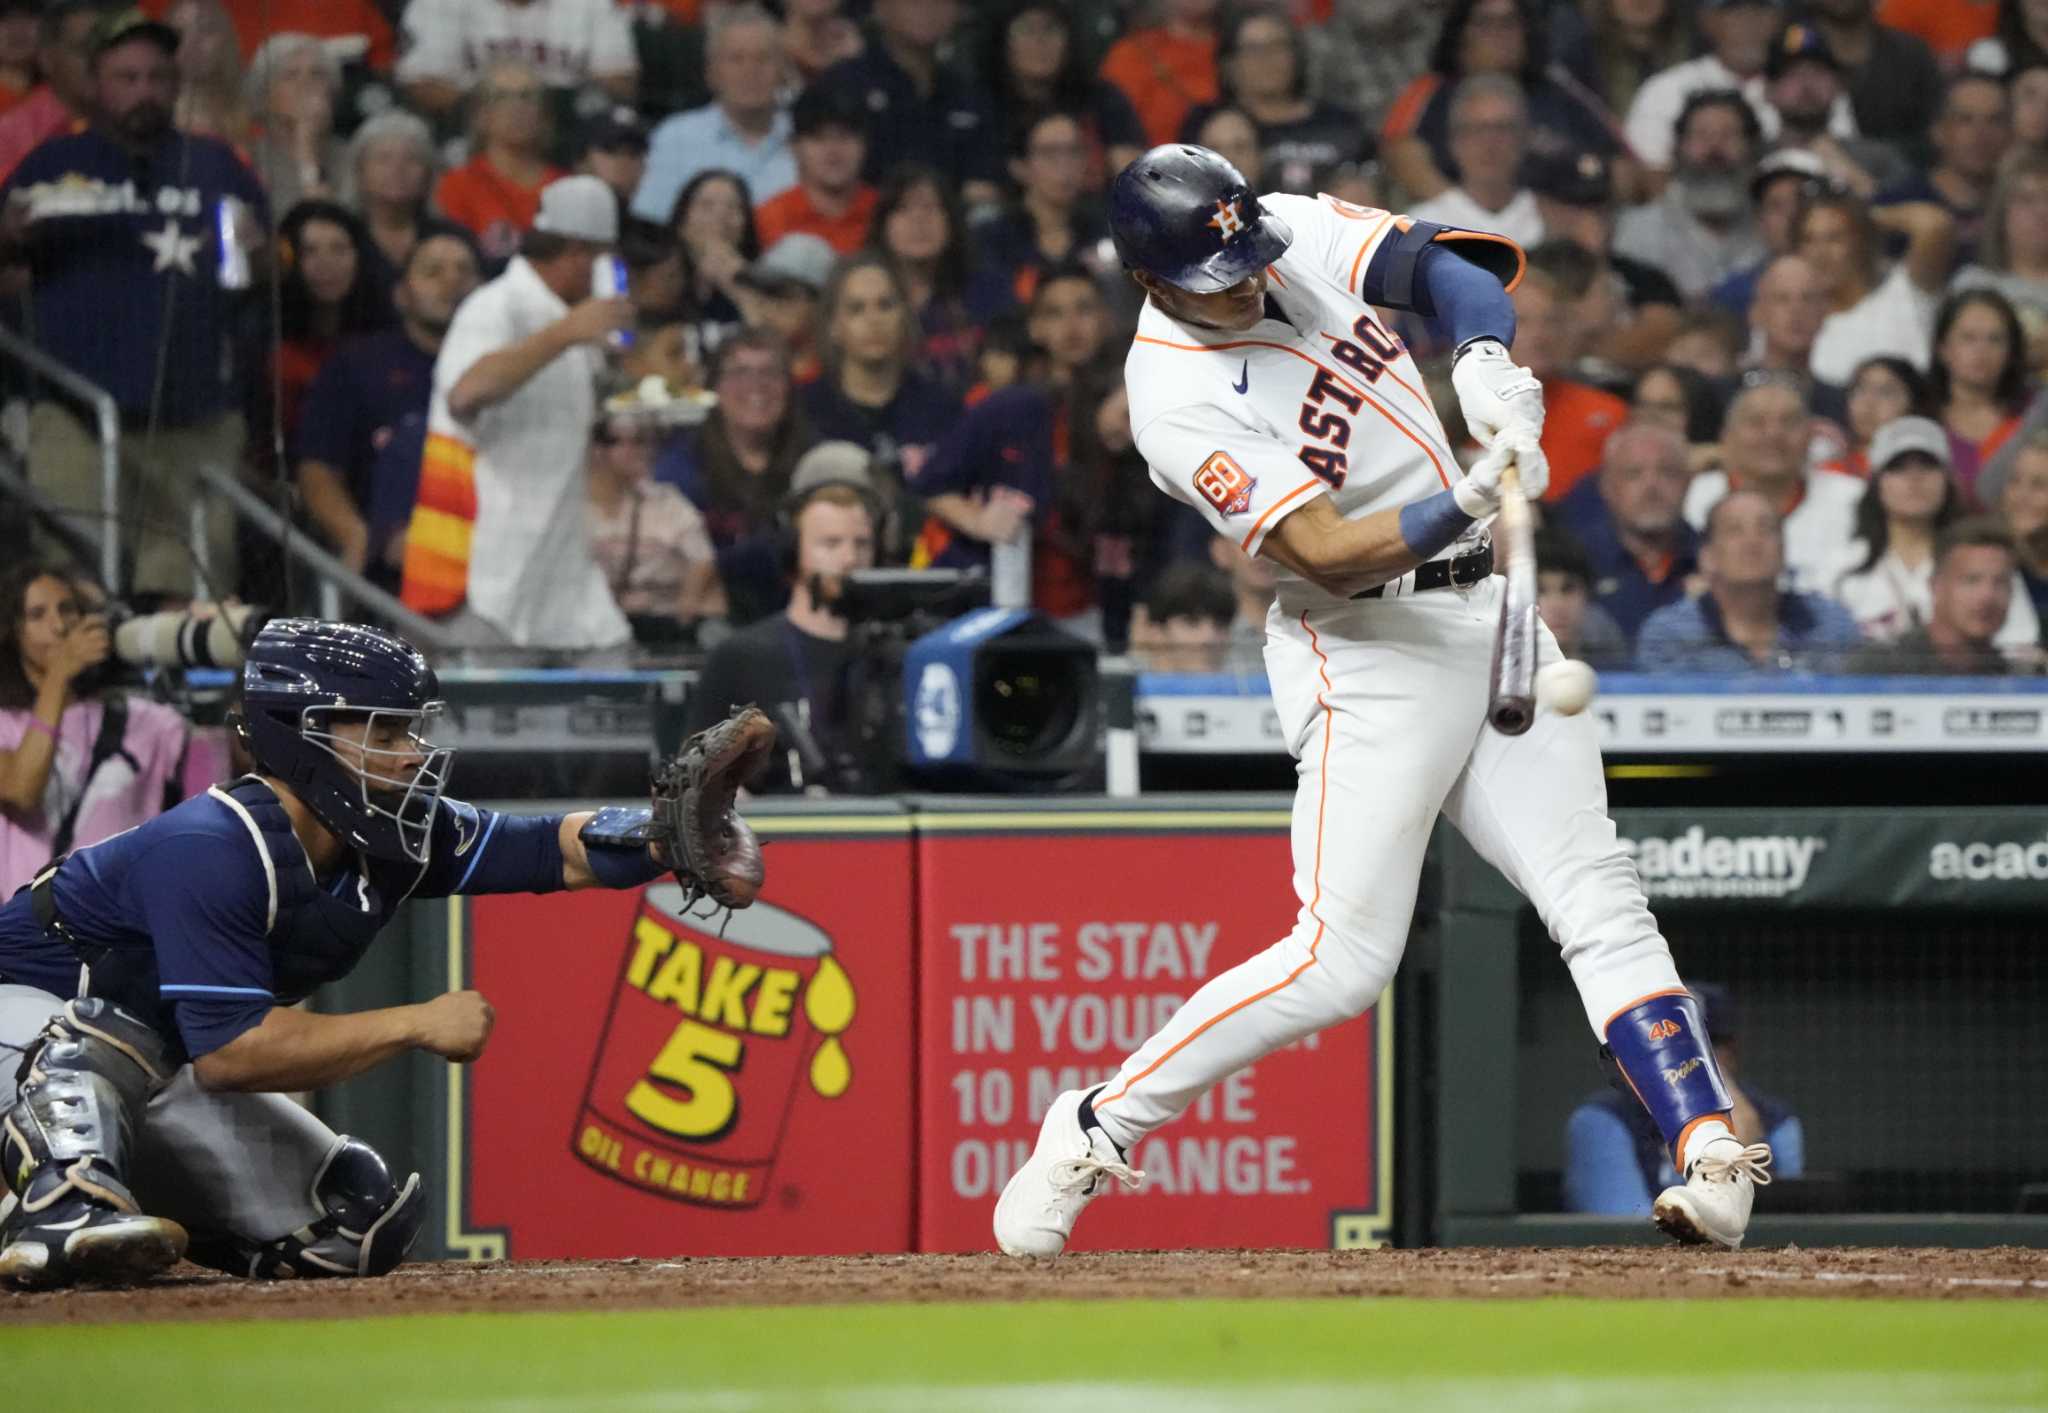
[1603, 990, 1733, 1165]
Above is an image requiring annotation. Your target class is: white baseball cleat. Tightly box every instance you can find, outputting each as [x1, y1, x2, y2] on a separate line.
[993, 1089, 1144, 1257]
[1653, 1137, 1773, 1250]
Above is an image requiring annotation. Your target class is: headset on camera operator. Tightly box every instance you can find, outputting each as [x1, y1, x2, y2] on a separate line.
[682, 442, 880, 795]
[0, 563, 199, 898]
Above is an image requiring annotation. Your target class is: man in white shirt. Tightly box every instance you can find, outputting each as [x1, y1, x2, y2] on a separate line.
[397, 0, 638, 122]
[1410, 75, 1544, 249]
[633, 4, 794, 225]
[425, 175, 637, 651]
[1683, 374, 1862, 593]
[1626, 0, 1857, 172]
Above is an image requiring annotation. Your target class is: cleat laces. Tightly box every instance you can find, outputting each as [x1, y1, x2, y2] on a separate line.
[1693, 1142, 1773, 1186]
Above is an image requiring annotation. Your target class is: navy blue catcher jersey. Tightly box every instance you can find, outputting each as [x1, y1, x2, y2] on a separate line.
[0, 777, 560, 1061]
[0, 126, 268, 422]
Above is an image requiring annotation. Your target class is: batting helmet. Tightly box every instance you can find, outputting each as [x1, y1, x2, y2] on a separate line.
[1109, 144, 1293, 294]
[238, 619, 452, 863]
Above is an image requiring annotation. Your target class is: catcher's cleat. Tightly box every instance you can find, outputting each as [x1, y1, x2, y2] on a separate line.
[994, 1088, 1144, 1257]
[0, 1180, 186, 1288]
[1653, 1137, 1772, 1250]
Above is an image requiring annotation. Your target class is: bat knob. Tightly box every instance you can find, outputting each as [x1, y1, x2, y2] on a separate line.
[1489, 700, 1535, 736]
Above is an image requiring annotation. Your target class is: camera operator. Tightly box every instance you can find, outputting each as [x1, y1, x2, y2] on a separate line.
[683, 443, 878, 794]
[0, 562, 193, 899]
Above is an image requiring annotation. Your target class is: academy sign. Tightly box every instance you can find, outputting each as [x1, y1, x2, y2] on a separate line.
[1928, 830, 2048, 883]
[1619, 826, 1827, 900]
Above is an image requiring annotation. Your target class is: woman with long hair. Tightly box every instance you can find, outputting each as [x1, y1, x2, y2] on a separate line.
[669, 168, 760, 362]
[1629, 362, 1728, 472]
[1829, 417, 2039, 649]
[0, 563, 192, 899]
[981, 0, 1145, 191]
[1379, 0, 1628, 203]
[432, 60, 564, 268]
[1928, 288, 2032, 503]
[1951, 151, 2048, 359]
[866, 163, 1008, 391]
[1838, 355, 1937, 476]
[276, 200, 391, 438]
[980, 109, 1114, 308]
[802, 251, 961, 561]
[1581, 0, 1690, 120]
[245, 33, 344, 213]
[1183, 3, 1367, 195]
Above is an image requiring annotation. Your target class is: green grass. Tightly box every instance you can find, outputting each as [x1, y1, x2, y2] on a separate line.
[10, 1298, 2048, 1411]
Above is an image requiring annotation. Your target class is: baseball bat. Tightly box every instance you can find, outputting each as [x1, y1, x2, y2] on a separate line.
[1487, 457, 1538, 736]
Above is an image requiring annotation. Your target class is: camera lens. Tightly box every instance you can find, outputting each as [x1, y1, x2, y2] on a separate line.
[977, 652, 1083, 759]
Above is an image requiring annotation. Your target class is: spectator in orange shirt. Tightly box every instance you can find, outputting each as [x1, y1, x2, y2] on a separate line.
[0, 2, 100, 187]
[144, 0, 395, 71]
[754, 84, 875, 256]
[1511, 261, 1629, 502]
[1877, 0, 1998, 65]
[434, 60, 565, 269]
[1099, 0, 1219, 148]
[0, 1, 36, 112]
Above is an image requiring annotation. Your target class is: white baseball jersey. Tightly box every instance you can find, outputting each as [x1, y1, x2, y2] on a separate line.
[397, 0, 638, 91]
[1127, 192, 1504, 578]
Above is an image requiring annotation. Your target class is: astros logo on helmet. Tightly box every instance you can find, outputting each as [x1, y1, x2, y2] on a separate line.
[1207, 198, 1245, 240]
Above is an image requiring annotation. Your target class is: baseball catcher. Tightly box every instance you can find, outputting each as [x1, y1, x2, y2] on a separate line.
[0, 618, 774, 1287]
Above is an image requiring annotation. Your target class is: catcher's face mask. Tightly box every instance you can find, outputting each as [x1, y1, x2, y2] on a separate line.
[300, 703, 454, 864]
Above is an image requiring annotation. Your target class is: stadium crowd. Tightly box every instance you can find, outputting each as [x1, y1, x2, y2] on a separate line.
[0, 0, 2045, 680]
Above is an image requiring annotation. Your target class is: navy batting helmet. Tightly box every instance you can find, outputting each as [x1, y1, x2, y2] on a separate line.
[1109, 144, 1292, 294]
[238, 619, 452, 863]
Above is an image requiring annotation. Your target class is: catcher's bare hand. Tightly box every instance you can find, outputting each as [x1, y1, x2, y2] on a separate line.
[415, 989, 495, 1062]
[652, 705, 777, 909]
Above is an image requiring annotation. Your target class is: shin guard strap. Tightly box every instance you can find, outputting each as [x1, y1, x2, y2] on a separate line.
[1602, 990, 1732, 1162]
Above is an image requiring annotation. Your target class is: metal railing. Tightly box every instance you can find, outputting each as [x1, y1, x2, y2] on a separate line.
[0, 324, 122, 591]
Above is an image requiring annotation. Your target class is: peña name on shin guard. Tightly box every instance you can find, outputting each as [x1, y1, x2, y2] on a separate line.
[1602, 990, 1733, 1164]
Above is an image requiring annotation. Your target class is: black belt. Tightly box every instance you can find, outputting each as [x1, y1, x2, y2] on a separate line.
[1353, 543, 1494, 600]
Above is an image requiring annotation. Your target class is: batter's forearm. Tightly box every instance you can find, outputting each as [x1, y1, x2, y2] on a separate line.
[190, 1004, 425, 1093]
[1260, 498, 1435, 595]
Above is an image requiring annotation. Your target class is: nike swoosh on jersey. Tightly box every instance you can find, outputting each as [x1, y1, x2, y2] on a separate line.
[1233, 360, 1249, 394]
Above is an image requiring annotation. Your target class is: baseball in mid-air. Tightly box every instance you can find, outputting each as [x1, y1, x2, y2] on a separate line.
[1537, 659, 1598, 716]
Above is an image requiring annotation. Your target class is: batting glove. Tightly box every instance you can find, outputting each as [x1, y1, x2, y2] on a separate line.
[1453, 425, 1547, 517]
[1450, 338, 1545, 448]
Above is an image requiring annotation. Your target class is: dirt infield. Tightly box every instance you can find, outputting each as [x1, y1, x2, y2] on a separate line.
[5, 1245, 2047, 1325]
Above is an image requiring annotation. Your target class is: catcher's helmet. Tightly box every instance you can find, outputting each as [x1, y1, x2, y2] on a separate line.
[238, 618, 451, 863]
[1109, 144, 1293, 294]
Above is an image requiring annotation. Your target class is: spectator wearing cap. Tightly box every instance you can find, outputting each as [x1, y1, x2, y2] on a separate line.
[1613, 89, 1769, 301]
[1828, 415, 2041, 650]
[1760, 22, 1908, 200]
[735, 233, 833, 384]
[1533, 527, 1632, 670]
[682, 444, 881, 795]
[984, 0, 1145, 194]
[0, 2, 101, 186]
[577, 109, 648, 221]
[1182, 4, 1367, 197]
[0, 8, 268, 600]
[1874, 73, 2011, 261]
[1528, 147, 1686, 375]
[1565, 983, 1805, 1217]
[656, 327, 818, 625]
[1685, 375, 1863, 591]
[753, 85, 875, 256]
[296, 228, 482, 588]
[433, 60, 568, 270]
[396, 0, 637, 125]
[1554, 421, 1701, 644]
[816, 0, 999, 201]
[1705, 149, 1833, 316]
[1797, 192, 1956, 385]
[1742, 254, 1850, 426]
[1952, 151, 2048, 342]
[1508, 259, 1630, 502]
[1847, 518, 2031, 672]
[979, 108, 1115, 309]
[400, 175, 637, 650]
[1639, 487, 1862, 670]
[586, 380, 726, 644]
[1876, 0, 1998, 68]
[343, 109, 467, 317]
[1931, 288, 2031, 499]
[1408, 76, 1545, 249]
[1625, 0, 1858, 173]
[1800, 1, 1944, 154]
[633, 5, 793, 228]
[244, 32, 344, 214]
[1099, 0, 1219, 152]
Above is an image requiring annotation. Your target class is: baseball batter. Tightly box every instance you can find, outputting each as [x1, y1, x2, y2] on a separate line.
[995, 146, 1773, 1256]
[0, 618, 770, 1287]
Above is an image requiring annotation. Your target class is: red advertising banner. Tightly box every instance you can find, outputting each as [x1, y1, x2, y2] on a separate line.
[916, 808, 1394, 1253]
[449, 813, 916, 1259]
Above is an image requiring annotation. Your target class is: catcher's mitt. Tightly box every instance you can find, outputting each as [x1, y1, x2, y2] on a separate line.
[652, 705, 777, 909]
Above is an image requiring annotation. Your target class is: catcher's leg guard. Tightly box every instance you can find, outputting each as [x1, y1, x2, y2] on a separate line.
[185, 1136, 424, 1279]
[0, 999, 188, 1287]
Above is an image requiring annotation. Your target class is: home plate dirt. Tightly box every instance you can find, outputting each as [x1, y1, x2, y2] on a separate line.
[6, 1246, 2047, 1325]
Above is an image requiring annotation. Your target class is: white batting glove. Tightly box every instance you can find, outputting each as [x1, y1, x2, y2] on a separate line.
[1451, 338, 1545, 448]
[1452, 426, 1547, 516]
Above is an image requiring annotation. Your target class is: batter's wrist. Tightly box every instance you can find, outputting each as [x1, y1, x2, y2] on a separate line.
[1452, 336, 1507, 367]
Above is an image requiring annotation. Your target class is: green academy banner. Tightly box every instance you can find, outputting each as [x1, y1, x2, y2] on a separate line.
[1610, 808, 2048, 910]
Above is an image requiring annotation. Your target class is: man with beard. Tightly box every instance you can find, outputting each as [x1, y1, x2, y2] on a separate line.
[1759, 23, 1904, 199]
[0, 8, 267, 600]
[1614, 89, 1769, 301]
[683, 446, 880, 794]
[295, 230, 484, 590]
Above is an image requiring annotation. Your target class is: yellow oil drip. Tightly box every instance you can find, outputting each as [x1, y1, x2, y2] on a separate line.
[809, 1036, 851, 1098]
[804, 955, 856, 1034]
